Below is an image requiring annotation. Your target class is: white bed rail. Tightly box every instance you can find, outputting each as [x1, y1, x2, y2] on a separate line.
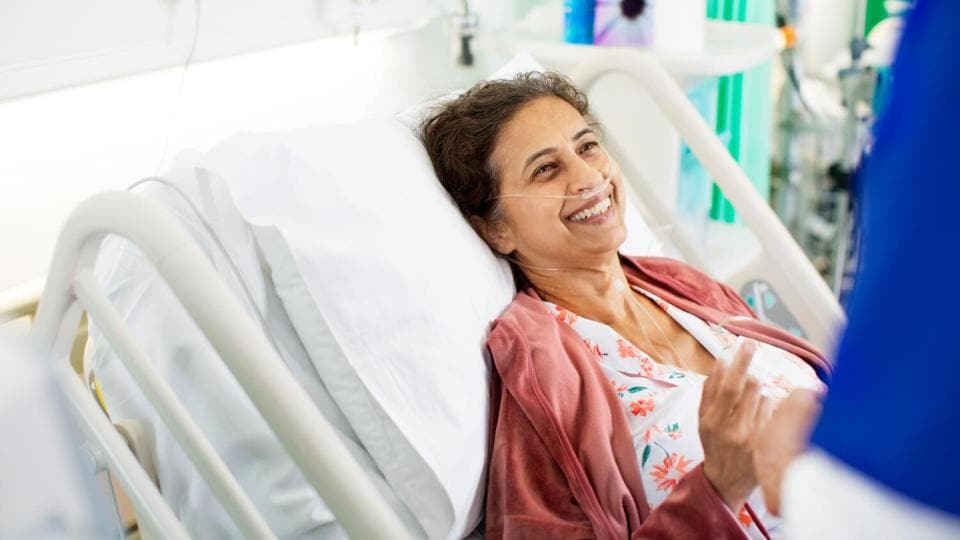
[571, 50, 846, 352]
[0, 277, 44, 325]
[31, 191, 410, 539]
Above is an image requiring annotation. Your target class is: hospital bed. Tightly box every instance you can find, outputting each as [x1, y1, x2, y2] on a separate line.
[8, 51, 844, 539]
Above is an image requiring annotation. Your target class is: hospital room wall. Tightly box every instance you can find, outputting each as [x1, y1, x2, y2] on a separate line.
[0, 0, 859, 293]
[0, 10, 514, 292]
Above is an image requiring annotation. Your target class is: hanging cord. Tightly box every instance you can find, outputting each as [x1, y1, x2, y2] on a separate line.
[155, 0, 202, 175]
[127, 176, 282, 356]
[493, 175, 612, 201]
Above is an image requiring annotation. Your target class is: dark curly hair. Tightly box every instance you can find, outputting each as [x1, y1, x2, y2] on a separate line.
[418, 71, 593, 226]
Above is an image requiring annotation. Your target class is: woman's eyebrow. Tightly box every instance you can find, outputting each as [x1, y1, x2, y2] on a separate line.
[523, 147, 556, 171]
[522, 128, 597, 172]
[572, 127, 595, 140]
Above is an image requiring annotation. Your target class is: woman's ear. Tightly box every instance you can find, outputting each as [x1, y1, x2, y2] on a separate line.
[470, 216, 516, 255]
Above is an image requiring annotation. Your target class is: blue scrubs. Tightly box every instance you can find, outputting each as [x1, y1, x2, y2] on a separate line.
[810, 0, 960, 518]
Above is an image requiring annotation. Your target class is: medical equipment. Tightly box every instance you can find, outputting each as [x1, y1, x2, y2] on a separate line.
[564, 0, 597, 44]
[771, 0, 907, 297]
[11, 48, 844, 539]
[494, 167, 614, 200]
[453, 0, 478, 66]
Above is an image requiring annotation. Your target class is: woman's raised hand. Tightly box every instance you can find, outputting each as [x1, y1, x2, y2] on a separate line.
[698, 341, 769, 511]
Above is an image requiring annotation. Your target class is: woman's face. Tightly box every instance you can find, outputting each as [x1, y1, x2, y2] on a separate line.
[486, 96, 627, 269]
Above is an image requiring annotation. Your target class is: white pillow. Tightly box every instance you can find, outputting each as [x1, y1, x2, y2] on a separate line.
[90, 159, 423, 538]
[199, 119, 513, 539]
[199, 53, 662, 539]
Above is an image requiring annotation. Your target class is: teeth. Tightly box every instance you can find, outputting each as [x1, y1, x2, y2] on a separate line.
[570, 196, 612, 222]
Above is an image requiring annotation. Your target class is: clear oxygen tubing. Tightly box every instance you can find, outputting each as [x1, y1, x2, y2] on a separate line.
[495, 174, 613, 200]
[492, 162, 616, 200]
[126, 176, 282, 356]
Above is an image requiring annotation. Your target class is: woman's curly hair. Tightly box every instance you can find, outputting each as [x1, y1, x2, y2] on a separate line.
[418, 71, 593, 225]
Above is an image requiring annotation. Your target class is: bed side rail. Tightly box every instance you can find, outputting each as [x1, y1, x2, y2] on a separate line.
[31, 191, 410, 540]
[0, 278, 43, 325]
[572, 50, 845, 353]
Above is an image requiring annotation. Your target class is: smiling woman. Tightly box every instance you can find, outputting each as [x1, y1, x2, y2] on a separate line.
[483, 97, 623, 269]
[420, 71, 831, 539]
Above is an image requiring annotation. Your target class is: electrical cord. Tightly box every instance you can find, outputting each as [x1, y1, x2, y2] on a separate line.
[156, 0, 201, 176]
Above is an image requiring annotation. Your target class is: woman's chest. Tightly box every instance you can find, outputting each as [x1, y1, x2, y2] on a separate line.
[613, 320, 716, 376]
[548, 291, 824, 402]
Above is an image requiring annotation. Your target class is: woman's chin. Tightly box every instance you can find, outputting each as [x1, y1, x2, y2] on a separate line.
[572, 228, 628, 262]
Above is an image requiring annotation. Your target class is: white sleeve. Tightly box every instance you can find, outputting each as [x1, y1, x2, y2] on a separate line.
[781, 449, 960, 540]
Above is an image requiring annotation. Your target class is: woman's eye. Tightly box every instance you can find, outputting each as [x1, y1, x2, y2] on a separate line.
[534, 163, 556, 178]
[579, 141, 599, 154]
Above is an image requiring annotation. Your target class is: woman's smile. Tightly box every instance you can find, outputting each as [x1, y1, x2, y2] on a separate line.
[566, 193, 615, 225]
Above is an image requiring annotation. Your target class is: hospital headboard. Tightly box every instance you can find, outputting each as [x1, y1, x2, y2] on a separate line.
[28, 191, 411, 540]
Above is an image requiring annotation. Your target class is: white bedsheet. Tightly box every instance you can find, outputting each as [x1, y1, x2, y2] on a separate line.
[88, 154, 424, 539]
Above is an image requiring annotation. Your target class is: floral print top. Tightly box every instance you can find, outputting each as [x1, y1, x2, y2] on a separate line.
[544, 286, 825, 539]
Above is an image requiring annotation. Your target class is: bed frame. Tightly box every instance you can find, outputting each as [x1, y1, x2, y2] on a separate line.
[4, 49, 843, 539]
[28, 192, 410, 539]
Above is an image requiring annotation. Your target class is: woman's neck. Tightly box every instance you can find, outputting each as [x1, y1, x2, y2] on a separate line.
[523, 253, 633, 325]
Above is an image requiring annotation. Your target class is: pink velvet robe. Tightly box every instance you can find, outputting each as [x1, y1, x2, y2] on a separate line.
[484, 256, 830, 539]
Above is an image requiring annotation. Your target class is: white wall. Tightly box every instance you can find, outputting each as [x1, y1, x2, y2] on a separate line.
[0, 16, 511, 290]
[0, 0, 856, 291]
[0, 0, 441, 101]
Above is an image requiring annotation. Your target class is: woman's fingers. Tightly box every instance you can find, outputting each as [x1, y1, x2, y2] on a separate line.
[728, 340, 756, 381]
[701, 354, 724, 405]
[698, 341, 767, 511]
[732, 376, 762, 429]
[715, 341, 757, 410]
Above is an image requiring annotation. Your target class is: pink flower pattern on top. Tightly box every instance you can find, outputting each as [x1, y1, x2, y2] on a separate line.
[616, 339, 662, 378]
[617, 338, 641, 359]
[544, 286, 825, 540]
[738, 506, 754, 527]
[650, 453, 693, 491]
[584, 339, 604, 360]
[554, 305, 578, 325]
[629, 397, 656, 417]
[641, 424, 663, 443]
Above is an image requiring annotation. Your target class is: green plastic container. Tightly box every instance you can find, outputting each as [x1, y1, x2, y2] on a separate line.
[865, 0, 889, 35]
[703, 0, 775, 224]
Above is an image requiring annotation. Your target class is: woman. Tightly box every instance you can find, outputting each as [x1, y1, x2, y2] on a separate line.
[420, 72, 829, 539]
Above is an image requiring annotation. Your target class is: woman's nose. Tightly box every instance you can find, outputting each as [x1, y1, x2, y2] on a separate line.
[568, 153, 608, 195]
